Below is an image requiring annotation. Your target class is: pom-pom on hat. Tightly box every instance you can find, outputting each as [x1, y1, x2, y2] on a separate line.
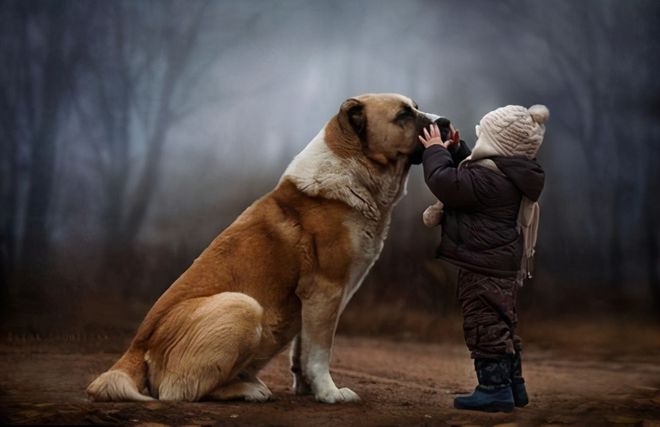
[471, 104, 549, 160]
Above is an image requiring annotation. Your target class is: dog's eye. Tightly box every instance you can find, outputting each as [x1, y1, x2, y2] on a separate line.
[396, 107, 413, 121]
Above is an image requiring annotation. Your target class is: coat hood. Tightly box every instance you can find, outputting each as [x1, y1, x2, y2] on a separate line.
[491, 156, 545, 201]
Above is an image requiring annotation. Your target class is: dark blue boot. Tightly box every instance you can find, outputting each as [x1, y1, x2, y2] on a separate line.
[454, 358, 515, 413]
[511, 352, 529, 407]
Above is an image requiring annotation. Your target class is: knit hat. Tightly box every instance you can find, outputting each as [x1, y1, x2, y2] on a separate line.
[469, 104, 549, 161]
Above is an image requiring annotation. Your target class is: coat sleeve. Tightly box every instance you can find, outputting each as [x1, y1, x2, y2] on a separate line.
[422, 145, 479, 208]
[449, 140, 472, 165]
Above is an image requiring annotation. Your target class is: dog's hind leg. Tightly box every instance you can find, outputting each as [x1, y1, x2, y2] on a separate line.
[148, 292, 264, 402]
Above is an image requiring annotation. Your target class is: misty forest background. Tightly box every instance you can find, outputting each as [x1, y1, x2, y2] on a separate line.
[1, 0, 659, 336]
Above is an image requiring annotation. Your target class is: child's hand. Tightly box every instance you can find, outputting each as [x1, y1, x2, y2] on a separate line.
[449, 124, 461, 147]
[422, 200, 444, 228]
[418, 123, 445, 148]
[419, 123, 453, 149]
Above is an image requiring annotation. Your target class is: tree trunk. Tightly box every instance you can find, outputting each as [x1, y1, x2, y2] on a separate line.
[646, 210, 660, 316]
[0, 96, 18, 319]
[644, 128, 660, 315]
[19, 7, 71, 277]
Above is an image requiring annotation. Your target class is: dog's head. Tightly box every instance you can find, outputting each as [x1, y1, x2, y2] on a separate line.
[336, 93, 437, 166]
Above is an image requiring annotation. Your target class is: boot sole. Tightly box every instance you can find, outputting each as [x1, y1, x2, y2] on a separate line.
[454, 400, 515, 413]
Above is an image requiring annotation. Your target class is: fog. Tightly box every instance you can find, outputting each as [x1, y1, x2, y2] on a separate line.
[1, 0, 659, 332]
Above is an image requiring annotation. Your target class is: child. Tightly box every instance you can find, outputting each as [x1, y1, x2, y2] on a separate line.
[418, 105, 548, 412]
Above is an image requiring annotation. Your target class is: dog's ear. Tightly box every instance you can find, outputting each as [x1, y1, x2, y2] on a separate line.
[339, 98, 366, 139]
[338, 97, 388, 165]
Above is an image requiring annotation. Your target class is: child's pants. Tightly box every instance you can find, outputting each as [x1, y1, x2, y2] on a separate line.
[457, 268, 522, 359]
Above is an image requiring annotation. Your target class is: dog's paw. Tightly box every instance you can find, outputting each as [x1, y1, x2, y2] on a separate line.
[315, 386, 360, 404]
[243, 383, 272, 402]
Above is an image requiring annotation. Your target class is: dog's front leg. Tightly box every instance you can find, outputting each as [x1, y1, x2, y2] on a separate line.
[297, 278, 359, 404]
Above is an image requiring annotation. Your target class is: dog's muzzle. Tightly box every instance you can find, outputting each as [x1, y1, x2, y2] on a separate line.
[423, 112, 442, 122]
[409, 113, 451, 165]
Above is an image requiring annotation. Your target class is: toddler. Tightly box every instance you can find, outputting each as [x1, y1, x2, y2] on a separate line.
[418, 105, 548, 412]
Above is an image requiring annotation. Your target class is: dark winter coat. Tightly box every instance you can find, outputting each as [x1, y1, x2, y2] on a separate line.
[422, 142, 545, 277]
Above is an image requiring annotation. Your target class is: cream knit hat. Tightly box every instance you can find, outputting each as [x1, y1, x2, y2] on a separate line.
[470, 104, 549, 161]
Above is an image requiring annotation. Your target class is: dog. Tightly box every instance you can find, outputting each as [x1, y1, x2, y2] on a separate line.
[87, 93, 438, 404]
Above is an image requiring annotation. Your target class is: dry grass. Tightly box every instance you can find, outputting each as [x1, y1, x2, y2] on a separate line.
[339, 302, 660, 359]
[4, 281, 659, 362]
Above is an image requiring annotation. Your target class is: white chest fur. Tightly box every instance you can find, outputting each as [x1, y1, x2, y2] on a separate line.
[339, 166, 409, 313]
[339, 212, 391, 313]
[282, 124, 410, 313]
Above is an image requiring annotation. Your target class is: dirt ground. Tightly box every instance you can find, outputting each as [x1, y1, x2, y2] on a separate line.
[0, 333, 659, 427]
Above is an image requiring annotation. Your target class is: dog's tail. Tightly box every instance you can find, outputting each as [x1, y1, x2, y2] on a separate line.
[87, 346, 155, 401]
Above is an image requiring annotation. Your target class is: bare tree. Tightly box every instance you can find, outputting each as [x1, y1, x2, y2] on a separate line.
[632, 6, 660, 313]
[70, 1, 273, 294]
[0, 2, 87, 302]
[0, 2, 23, 309]
[479, 1, 634, 290]
[67, 1, 211, 292]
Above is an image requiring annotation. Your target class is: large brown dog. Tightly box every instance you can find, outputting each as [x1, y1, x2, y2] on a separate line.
[87, 93, 437, 403]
